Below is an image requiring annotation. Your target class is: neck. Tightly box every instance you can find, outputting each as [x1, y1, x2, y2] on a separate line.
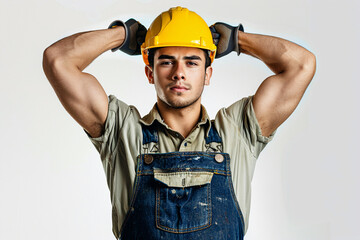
[156, 100, 202, 138]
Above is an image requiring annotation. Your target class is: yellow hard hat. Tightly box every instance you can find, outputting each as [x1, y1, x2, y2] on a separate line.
[141, 6, 217, 65]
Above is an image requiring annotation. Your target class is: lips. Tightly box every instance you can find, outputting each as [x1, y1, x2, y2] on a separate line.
[170, 84, 189, 92]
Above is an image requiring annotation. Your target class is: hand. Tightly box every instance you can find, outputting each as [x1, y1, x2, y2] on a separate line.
[209, 22, 244, 58]
[108, 18, 147, 55]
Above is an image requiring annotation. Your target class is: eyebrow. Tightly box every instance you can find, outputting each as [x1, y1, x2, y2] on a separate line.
[184, 55, 202, 61]
[158, 55, 175, 60]
[157, 55, 202, 61]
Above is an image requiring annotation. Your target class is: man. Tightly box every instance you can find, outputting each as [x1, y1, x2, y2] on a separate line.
[43, 6, 316, 240]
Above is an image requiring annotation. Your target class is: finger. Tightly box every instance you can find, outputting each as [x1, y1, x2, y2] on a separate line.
[211, 32, 220, 39]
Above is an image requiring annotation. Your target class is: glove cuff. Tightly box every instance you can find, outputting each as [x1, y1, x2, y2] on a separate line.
[234, 24, 244, 56]
[108, 20, 128, 52]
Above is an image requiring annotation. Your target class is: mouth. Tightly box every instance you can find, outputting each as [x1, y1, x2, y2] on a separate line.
[169, 85, 189, 93]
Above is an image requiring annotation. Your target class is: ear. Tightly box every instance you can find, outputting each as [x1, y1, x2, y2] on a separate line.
[145, 65, 154, 84]
[204, 66, 213, 86]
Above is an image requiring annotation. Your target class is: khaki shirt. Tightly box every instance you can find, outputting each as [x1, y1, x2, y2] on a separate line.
[88, 95, 275, 238]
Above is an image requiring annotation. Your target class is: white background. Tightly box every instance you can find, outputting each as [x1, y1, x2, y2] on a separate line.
[1, 0, 359, 239]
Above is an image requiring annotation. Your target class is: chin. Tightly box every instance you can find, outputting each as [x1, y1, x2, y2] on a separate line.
[164, 97, 201, 109]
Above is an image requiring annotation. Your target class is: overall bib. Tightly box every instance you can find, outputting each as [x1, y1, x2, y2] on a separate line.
[120, 124, 245, 240]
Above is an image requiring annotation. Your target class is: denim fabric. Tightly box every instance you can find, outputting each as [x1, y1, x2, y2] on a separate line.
[119, 126, 244, 240]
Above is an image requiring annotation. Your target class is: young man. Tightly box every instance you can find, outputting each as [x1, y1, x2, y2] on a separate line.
[43, 6, 316, 240]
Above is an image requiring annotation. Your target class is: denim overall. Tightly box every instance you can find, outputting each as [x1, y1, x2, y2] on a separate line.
[120, 123, 245, 240]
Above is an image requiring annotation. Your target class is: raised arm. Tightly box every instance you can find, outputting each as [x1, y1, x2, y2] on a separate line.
[210, 23, 316, 137]
[239, 32, 316, 137]
[42, 27, 125, 137]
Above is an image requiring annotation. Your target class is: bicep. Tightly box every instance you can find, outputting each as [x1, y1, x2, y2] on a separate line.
[252, 57, 316, 137]
[44, 58, 108, 138]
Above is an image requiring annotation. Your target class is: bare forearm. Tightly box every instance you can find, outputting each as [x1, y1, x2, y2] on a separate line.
[238, 32, 315, 74]
[43, 27, 125, 71]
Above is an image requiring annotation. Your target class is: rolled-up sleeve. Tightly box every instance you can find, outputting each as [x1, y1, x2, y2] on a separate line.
[87, 95, 132, 166]
[224, 96, 275, 158]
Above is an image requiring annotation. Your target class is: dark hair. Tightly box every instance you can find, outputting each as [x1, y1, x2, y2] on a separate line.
[147, 48, 211, 70]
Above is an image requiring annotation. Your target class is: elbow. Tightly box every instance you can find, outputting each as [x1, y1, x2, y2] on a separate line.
[43, 45, 60, 70]
[42, 45, 68, 83]
[305, 51, 316, 76]
[43, 42, 72, 68]
[42, 47, 53, 81]
[296, 51, 316, 82]
[42, 46, 58, 83]
[304, 52, 316, 76]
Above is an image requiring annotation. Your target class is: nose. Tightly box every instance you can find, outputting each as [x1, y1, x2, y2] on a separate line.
[171, 63, 185, 81]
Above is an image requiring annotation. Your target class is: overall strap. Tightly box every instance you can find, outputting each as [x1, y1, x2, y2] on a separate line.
[141, 124, 160, 154]
[205, 123, 224, 153]
[205, 123, 222, 144]
[142, 124, 159, 144]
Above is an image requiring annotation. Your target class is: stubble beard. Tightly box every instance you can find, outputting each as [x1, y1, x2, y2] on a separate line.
[160, 83, 205, 110]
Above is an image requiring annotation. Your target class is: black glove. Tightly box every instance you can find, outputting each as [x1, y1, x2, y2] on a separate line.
[209, 22, 244, 59]
[108, 18, 147, 55]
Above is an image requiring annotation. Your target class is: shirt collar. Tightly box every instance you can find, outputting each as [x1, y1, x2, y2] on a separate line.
[139, 104, 212, 136]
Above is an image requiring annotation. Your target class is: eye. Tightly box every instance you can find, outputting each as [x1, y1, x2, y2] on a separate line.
[187, 61, 198, 66]
[160, 61, 173, 66]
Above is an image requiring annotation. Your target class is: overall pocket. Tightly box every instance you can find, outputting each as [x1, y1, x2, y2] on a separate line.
[154, 171, 214, 233]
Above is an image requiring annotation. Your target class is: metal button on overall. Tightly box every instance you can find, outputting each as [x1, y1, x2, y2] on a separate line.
[144, 155, 153, 164]
[215, 154, 224, 163]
